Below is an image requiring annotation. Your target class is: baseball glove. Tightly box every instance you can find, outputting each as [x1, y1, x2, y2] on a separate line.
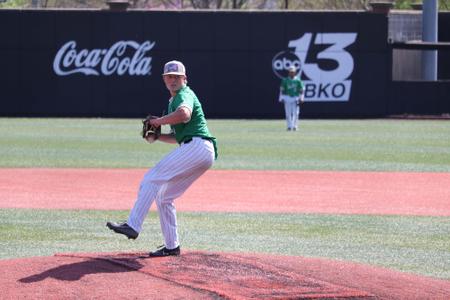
[142, 115, 161, 143]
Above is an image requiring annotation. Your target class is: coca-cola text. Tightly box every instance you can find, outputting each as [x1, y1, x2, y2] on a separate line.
[53, 40, 155, 76]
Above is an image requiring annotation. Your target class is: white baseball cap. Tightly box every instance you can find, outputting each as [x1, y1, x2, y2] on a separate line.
[162, 60, 186, 76]
[288, 66, 297, 72]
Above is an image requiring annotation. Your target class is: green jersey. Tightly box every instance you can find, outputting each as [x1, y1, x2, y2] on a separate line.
[280, 76, 304, 97]
[168, 85, 218, 158]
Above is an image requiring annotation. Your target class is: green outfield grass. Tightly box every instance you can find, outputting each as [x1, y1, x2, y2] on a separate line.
[0, 118, 449, 280]
[0, 118, 449, 171]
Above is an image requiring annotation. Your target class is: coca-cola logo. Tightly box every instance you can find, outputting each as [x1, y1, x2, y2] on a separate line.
[53, 40, 155, 76]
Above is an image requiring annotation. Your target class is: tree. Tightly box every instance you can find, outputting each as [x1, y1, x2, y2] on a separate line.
[1, 0, 449, 10]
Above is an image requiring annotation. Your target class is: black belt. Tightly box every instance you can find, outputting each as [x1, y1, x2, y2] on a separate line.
[183, 137, 211, 144]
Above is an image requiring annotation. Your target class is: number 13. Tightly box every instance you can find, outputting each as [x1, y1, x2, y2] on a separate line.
[288, 33, 357, 82]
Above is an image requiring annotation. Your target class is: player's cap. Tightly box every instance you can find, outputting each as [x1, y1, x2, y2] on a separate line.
[163, 60, 186, 76]
[288, 66, 297, 72]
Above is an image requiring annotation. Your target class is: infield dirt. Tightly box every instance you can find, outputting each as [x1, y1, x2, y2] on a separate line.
[2, 251, 450, 299]
[1, 169, 449, 215]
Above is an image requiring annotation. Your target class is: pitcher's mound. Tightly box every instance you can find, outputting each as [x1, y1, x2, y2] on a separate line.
[2, 251, 449, 299]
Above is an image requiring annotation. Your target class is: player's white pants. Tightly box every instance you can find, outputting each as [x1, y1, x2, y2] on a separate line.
[127, 137, 215, 249]
[282, 95, 300, 130]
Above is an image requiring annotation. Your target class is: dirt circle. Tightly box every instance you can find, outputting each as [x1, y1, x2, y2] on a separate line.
[2, 251, 450, 299]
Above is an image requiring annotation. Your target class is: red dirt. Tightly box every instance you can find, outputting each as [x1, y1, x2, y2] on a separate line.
[1, 168, 449, 299]
[1, 168, 449, 216]
[2, 251, 450, 299]
[1, 254, 214, 300]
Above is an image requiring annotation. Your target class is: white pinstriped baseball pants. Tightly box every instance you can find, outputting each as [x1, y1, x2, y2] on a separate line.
[282, 96, 300, 129]
[127, 137, 215, 249]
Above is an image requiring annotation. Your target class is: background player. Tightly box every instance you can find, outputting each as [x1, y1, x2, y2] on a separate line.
[279, 66, 305, 131]
[107, 60, 218, 257]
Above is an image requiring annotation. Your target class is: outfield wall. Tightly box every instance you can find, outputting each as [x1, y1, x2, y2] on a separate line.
[389, 81, 450, 115]
[0, 9, 448, 118]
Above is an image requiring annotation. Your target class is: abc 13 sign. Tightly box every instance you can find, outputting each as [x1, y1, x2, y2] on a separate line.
[272, 33, 357, 102]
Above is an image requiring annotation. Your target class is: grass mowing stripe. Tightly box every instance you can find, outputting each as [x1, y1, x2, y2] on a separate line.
[0, 118, 449, 171]
[1, 208, 449, 280]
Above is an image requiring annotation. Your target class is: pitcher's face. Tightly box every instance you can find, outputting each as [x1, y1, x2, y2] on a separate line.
[163, 74, 186, 93]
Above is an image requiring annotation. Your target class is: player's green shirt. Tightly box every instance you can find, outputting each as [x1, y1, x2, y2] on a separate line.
[280, 77, 304, 97]
[168, 85, 218, 159]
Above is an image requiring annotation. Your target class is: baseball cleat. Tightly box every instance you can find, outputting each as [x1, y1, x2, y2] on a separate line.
[148, 245, 180, 257]
[106, 221, 139, 240]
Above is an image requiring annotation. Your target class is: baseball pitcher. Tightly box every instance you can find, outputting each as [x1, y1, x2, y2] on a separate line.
[107, 60, 218, 257]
